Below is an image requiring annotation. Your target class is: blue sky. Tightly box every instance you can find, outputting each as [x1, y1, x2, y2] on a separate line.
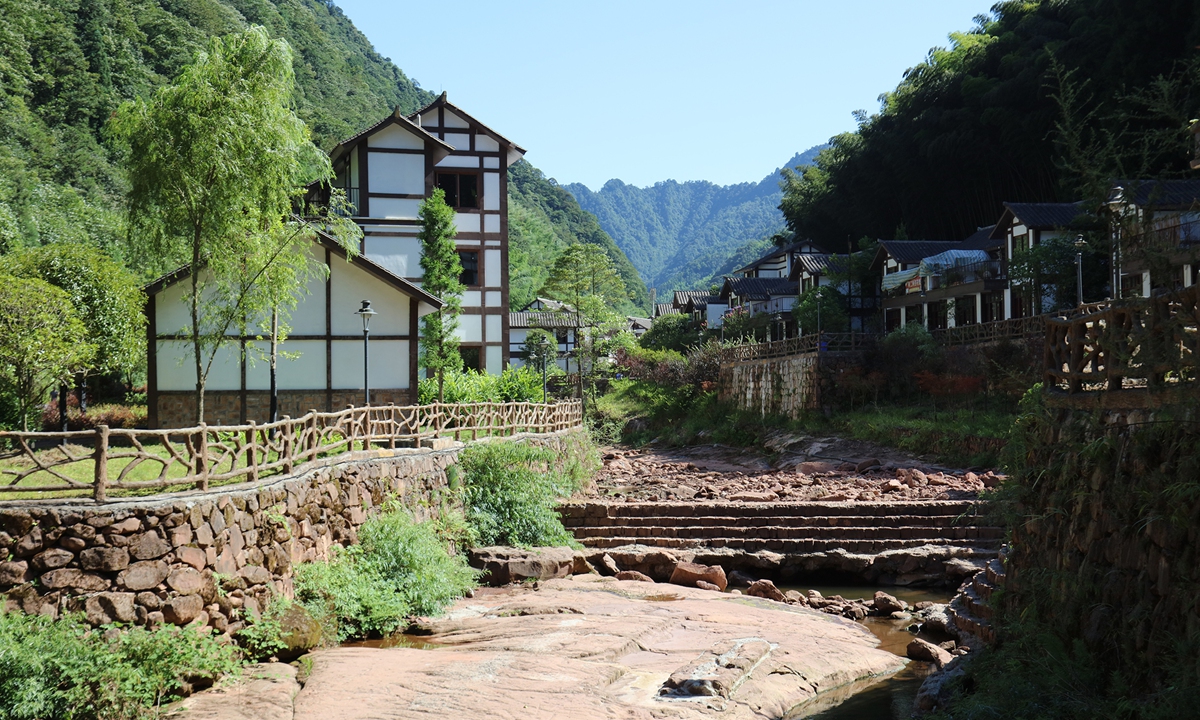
[335, 1, 997, 189]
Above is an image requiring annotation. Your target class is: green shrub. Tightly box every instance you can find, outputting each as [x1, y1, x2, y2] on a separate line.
[0, 612, 240, 719]
[459, 440, 590, 548]
[294, 503, 477, 642]
[418, 366, 547, 404]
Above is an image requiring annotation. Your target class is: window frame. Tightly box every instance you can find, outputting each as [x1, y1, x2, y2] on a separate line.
[436, 171, 481, 211]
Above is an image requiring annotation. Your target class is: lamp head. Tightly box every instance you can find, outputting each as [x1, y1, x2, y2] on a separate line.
[354, 300, 377, 331]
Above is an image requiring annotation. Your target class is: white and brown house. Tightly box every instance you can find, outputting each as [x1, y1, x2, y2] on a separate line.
[146, 95, 523, 428]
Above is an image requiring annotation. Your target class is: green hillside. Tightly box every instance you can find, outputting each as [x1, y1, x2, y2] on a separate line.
[0, 0, 641, 310]
[781, 0, 1200, 246]
[565, 147, 822, 292]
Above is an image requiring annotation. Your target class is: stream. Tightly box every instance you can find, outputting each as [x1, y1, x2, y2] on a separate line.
[786, 585, 955, 720]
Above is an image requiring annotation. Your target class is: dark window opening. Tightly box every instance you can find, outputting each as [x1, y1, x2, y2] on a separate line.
[460, 346, 481, 372]
[436, 172, 479, 209]
[458, 250, 479, 286]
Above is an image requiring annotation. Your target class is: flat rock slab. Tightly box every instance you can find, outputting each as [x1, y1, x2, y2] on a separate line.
[166, 663, 298, 720]
[291, 576, 903, 719]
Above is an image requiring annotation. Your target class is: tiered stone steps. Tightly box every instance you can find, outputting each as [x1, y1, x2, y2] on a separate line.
[949, 556, 1005, 643]
[558, 500, 1003, 555]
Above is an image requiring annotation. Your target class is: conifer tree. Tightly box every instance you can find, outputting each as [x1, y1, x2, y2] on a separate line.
[418, 188, 463, 402]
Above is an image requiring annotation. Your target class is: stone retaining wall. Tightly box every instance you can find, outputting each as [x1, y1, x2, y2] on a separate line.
[717, 353, 820, 418]
[0, 430, 583, 633]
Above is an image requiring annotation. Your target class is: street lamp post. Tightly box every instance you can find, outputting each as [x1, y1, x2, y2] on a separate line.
[1075, 235, 1088, 307]
[354, 300, 376, 406]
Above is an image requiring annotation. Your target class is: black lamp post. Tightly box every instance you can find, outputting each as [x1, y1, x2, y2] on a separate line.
[354, 300, 376, 406]
[1075, 235, 1087, 307]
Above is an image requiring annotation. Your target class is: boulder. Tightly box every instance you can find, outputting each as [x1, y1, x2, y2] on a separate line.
[614, 570, 654, 583]
[162, 594, 205, 625]
[695, 580, 722, 592]
[592, 553, 620, 576]
[238, 565, 273, 587]
[0, 561, 28, 586]
[80, 547, 130, 572]
[178, 546, 207, 571]
[727, 570, 757, 588]
[873, 590, 907, 614]
[60, 537, 87, 552]
[468, 547, 574, 586]
[746, 579, 786, 602]
[120, 560, 170, 591]
[85, 592, 137, 625]
[570, 551, 594, 575]
[40, 568, 108, 592]
[906, 638, 953, 668]
[784, 590, 806, 605]
[669, 562, 727, 592]
[136, 592, 161, 609]
[855, 458, 881, 472]
[275, 603, 323, 662]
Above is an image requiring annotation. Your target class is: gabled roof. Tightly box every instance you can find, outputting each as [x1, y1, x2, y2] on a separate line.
[672, 289, 711, 308]
[510, 311, 579, 329]
[684, 295, 722, 312]
[328, 106, 453, 166]
[410, 92, 527, 159]
[627, 317, 653, 331]
[989, 202, 1087, 238]
[521, 297, 573, 312]
[876, 240, 958, 265]
[1115, 179, 1200, 208]
[143, 227, 444, 314]
[735, 242, 801, 274]
[794, 253, 850, 277]
[721, 276, 797, 302]
[654, 303, 680, 317]
[958, 225, 1000, 251]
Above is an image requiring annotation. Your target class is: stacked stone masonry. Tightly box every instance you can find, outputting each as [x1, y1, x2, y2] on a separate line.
[718, 354, 820, 418]
[0, 430, 581, 631]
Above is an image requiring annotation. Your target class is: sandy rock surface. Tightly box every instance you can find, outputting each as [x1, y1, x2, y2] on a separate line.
[593, 436, 1003, 504]
[285, 575, 902, 719]
[166, 663, 298, 720]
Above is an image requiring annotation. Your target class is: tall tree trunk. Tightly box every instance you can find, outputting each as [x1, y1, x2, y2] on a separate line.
[269, 307, 278, 424]
[191, 232, 205, 426]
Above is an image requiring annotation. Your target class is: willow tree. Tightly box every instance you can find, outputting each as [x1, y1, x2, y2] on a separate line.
[111, 27, 356, 424]
[418, 188, 462, 402]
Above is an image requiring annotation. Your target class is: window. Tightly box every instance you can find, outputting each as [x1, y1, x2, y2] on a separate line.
[436, 172, 478, 209]
[458, 250, 479, 286]
[460, 346, 481, 372]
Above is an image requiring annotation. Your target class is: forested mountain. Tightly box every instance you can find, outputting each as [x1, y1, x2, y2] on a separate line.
[565, 146, 822, 292]
[782, 0, 1200, 248]
[0, 0, 643, 310]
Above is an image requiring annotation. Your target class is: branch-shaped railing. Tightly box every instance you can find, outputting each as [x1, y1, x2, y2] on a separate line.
[0, 401, 584, 501]
[1044, 286, 1200, 394]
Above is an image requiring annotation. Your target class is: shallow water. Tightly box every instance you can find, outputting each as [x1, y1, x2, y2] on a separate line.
[783, 585, 955, 720]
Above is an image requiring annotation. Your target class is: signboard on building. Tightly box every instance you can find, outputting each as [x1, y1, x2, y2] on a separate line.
[905, 277, 923, 294]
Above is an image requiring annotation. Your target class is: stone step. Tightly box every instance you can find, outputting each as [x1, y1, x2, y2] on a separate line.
[561, 514, 981, 530]
[568, 524, 1005, 542]
[558, 501, 985, 521]
[985, 557, 1006, 585]
[578, 535, 1004, 553]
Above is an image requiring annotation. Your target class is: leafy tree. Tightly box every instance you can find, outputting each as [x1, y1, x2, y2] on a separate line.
[542, 243, 628, 388]
[111, 27, 349, 424]
[793, 286, 849, 335]
[640, 314, 704, 354]
[0, 276, 95, 429]
[522, 328, 557, 371]
[417, 188, 463, 402]
[0, 244, 145, 379]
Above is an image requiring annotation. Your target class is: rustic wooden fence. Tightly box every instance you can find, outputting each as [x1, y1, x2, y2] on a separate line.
[718, 332, 873, 363]
[1044, 286, 1200, 394]
[931, 314, 1046, 347]
[0, 401, 583, 501]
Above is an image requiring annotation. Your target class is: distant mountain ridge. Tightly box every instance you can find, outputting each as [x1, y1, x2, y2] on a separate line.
[565, 146, 824, 292]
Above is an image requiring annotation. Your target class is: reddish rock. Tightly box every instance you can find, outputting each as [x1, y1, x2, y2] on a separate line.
[873, 591, 907, 614]
[129, 531, 171, 560]
[167, 567, 206, 595]
[746, 579, 786, 602]
[615, 570, 654, 583]
[162, 594, 204, 625]
[41, 568, 108, 592]
[136, 591, 161, 609]
[784, 590, 806, 605]
[85, 592, 137, 625]
[239, 564, 272, 586]
[120, 560, 170, 591]
[170, 525, 193, 547]
[0, 560, 28, 586]
[695, 580, 721, 592]
[855, 458, 881, 472]
[178, 546, 207, 571]
[669, 562, 727, 592]
[907, 637, 953, 668]
[80, 546, 130, 572]
[31, 548, 74, 571]
[729, 491, 777, 502]
[59, 536, 87, 552]
[468, 546, 574, 586]
[109, 518, 142, 534]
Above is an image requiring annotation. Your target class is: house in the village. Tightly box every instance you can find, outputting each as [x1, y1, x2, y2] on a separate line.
[718, 276, 798, 339]
[682, 293, 726, 328]
[146, 95, 523, 427]
[1106, 179, 1200, 297]
[789, 252, 880, 333]
[508, 307, 579, 373]
[989, 202, 1087, 317]
[871, 240, 958, 330]
[732, 239, 825, 279]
